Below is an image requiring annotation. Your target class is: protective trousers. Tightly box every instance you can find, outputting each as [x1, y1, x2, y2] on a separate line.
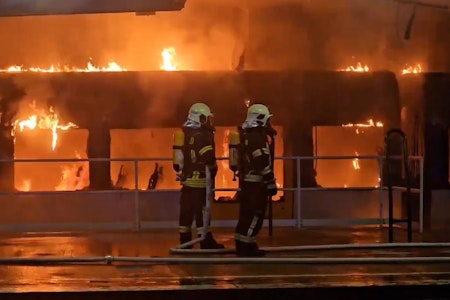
[179, 186, 207, 239]
[178, 186, 224, 249]
[235, 181, 268, 245]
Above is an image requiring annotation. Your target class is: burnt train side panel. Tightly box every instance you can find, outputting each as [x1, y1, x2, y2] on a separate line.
[299, 71, 401, 187]
[399, 73, 450, 228]
[1, 71, 401, 191]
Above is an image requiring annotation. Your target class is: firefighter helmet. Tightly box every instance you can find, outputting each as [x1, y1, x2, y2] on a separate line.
[245, 104, 272, 126]
[187, 103, 213, 124]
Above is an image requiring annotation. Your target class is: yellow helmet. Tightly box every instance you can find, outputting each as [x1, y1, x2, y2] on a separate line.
[187, 103, 213, 124]
[245, 104, 272, 126]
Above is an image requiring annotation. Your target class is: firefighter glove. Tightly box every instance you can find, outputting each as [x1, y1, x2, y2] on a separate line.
[266, 179, 278, 196]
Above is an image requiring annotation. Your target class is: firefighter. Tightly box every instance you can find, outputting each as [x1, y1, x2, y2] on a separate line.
[234, 104, 277, 257]
[176, 103, 224, 249]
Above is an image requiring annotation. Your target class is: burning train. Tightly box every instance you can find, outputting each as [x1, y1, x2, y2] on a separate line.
[0, 0, 449, 230]
[1, 62, 449, 230]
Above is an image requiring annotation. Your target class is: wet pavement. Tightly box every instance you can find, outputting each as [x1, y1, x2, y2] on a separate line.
[0, 226, 449, 299]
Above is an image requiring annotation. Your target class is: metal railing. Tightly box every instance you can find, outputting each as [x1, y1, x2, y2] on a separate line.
[0, 154, 424, 232]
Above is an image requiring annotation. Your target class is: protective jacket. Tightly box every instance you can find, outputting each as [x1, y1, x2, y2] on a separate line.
[181, 126, 217, 188]
[238, 126, 274, 183]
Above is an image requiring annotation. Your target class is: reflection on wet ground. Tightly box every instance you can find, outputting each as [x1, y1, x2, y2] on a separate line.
[0, 226, 449, 299]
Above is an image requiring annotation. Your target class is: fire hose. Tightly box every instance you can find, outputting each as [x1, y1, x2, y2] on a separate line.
[171, 242, 450, 254]
[169, 167, 450, 255]
[0, 255, 450, 266]
[169, 165, 213, 251]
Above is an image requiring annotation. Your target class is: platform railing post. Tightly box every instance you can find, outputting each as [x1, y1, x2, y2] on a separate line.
[419, 157, 424, 233]
[134, 159, 140, 232]
[385, 129, 412, 243]
[203, 165, 212, 240]
[296, 157, 302, 228]
[378, 156, 384, 228]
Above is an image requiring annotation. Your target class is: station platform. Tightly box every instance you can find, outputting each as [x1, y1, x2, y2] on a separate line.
[0, 226, 449, 300]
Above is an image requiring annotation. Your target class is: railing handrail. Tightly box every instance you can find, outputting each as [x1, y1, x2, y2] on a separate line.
[0, 154, 423, 163]
[0, 154, 425, 233]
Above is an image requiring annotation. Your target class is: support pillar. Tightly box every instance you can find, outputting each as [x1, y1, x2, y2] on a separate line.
[424, 121, 449, 189]
[0, 77, 24, 192]
[428, 14, 450, 72]
[286, 125, 318, 188]
[87, 120, 112, 190]
[0, 125, 15, 191]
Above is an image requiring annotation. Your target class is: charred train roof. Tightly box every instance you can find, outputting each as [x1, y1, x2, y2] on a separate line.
[0, 70, 403, 129]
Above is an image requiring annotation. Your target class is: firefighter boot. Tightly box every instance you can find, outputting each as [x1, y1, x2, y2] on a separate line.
[179, 232, 193, 249]
[200, 232, 225, 249]
[235, 240, 265, 257]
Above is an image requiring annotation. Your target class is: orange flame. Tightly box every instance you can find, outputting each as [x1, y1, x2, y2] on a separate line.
[17, 179, 31, 192]
[352, 151, 360, 170]
[342, 119, 383, 128]
[55, 152, 89, 191]
[160, 47, 177, 71]
[402, 64, 423, 75]
[340, 62, 369, 72]
[343, 119, 383, 135]
[13, 101, 78, 151]
[0, 61, 126, 73]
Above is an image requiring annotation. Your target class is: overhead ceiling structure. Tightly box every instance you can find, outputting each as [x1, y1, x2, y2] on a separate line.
[0, 0, 447, 18]
[0, 0, 187, 17]
[394, 0, 449, 9]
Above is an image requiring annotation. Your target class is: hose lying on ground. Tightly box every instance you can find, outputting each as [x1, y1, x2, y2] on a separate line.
[169, 242, 450, 254]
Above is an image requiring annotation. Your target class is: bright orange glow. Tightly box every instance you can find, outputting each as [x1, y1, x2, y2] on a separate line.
[17, 179, 31, 192]
[340, 62, 369, 72]
[352, 151, 360, 170]
[55, 152, 89, 191]
[13, 101, 78, 151]
[342, 119, 383, 128]
[160, 47, 177, 71]
[0, 61, 127, 73]
[402, 64, 423, 75]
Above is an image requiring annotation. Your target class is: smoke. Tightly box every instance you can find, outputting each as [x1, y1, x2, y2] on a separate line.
[246, 0, 449, 71]
[0, 0, 448, 72]
[0, 0, 447, 129]
[0, 0, 239, 70]
[0, 77, 26, 125]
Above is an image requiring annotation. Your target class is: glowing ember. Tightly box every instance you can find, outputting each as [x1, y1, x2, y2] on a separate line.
[160, 47, 177, 71]
[343, 119, 383, 135]
[55, 152, 89, 191]
[352, 151, 360, 170]
[17, 179, 31, 192]
[342, 119, 383, 128]
[402, 64, 423, 75]
[13, 101, 78, 151]
[340, 62, 369, 72]
[0, 61, 127, 73]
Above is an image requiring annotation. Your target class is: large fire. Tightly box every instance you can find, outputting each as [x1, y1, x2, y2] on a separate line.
[340, 62, 370, 72]
[13, 101, 78, 151]
[160, 47, 178, 71]
[343, 119, 383, 183]
[55, 152, 89, 191]
[1, 47, 180, 72]
[1, 61, 126, 73]
[402, 64, 423, 75]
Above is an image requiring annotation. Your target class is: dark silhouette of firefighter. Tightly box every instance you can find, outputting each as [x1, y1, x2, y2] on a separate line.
[229, 104, 277, 257]
[172, 103, 224, 249]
